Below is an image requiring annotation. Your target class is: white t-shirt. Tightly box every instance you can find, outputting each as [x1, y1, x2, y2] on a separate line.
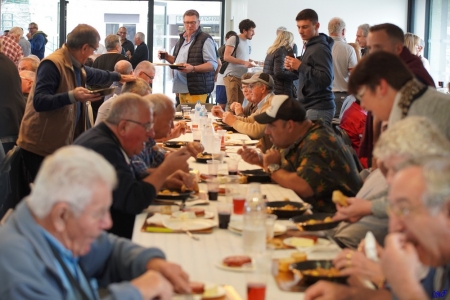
[223, 35, 251, 78]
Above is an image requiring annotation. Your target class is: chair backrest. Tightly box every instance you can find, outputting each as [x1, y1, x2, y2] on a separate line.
[175, 103, 215, 112]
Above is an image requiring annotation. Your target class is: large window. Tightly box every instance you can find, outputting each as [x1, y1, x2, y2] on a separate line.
[428, 0, 450, 86]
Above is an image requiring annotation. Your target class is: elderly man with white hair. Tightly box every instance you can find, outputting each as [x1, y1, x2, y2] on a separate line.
[0, 145, 191, 299]
[128, 32, 149, 69]
[0, 26, 24, 65]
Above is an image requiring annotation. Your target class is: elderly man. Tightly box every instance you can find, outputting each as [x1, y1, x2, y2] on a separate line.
[0, 27, 24, 65]
[96, 77, 151, 125]
[348, 51, 450, 140]
[26, 22, 47, 60]
[17, 24, 135, 184]
[18, 56, 39, 72]
[127, 32, 148, 69]
[218, 72, 275, 152]
[285, 9, 335, 126]
[304, 156, 450, 300]
[0, 145, 191, 299]
[74, 93, 192, 239]
[161, 9, 218, 104]
[356, 23, 370, 57]
[117, 26, 134, 57]
[19, 70, 35, 102]
[333, 116, 450, 249]
[328, 17, 357, 118]
[131, 93, 203, 174]
[238, 96, 362, 212]
[104, 60, 134, 101]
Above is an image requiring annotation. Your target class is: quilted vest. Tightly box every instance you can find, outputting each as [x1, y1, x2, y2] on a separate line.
[173, 28, 215, 95]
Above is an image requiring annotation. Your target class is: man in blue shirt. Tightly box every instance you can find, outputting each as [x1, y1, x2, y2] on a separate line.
[161, 9, 218, 104]
[0, 145, 191, 299]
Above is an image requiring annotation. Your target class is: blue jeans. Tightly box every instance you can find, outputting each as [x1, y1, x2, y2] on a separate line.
[306, 108, 335, 126]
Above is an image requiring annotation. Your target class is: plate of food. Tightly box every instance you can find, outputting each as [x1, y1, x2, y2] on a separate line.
[162, 218, 216, 231]
[228, 221, 287, 236]
[172, 208, 214, 219]
[290, 213, 341, 231]
[189, 282, 226, 299]
[157, 189, 193, 201]
[163, 141, 188, 148]
[215, 255, 253, 272]
[290, 260, 348, 285]
[239, 169, 271, 183]
[283, 237, 330, 250]
[196, 152, 221, 163]
[266, 201, 311, 219]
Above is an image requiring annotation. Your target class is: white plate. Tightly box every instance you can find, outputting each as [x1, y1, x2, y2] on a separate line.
[215, 259, 254, 273]
[228, 221, 287, 236]
[171, 211, 215, 220]
[201, 283, 226, 299]
[162, 218, 216, 231]
[225, 139, 259, 146]
[283, 237, 331, 252]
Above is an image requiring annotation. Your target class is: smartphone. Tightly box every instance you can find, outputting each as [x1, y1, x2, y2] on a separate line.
[286, 49, 295, 58]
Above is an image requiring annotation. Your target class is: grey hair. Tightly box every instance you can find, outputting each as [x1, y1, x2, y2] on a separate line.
[27, 145, 117, 218]
[19, 57, 40, 72]
[374, 116, 450, 160]
[328, 17, 346, 35]
[9, 27, 23, 36]
[106, 93, 153, 124]
[121, 77, 152, 96]
[135, 32, 145, 42]
[66, 24, 100, 50]
[27, 54, 41, 63]
[134, 61, 155, 75]
[145, 93, 173, 114]
[358, 24, 370, 37]
[19, 70, 36, 81]
[104, 34, 120, 51]
[114, 60, 133, 75]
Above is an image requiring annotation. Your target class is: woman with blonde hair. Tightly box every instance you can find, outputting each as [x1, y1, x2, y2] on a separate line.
[405, 32, 430, 72]
[263, 30, 298, 97]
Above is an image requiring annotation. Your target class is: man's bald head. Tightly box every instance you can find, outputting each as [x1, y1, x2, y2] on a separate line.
[114, 60, 133, 75]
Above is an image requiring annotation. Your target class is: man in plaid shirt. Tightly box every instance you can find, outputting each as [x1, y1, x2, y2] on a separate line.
[0, 27, 23, 65]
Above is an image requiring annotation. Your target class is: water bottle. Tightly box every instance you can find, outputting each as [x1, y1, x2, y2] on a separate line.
[242, 183, 266, 256]
[200, 105, 207, 117]
[195, 100, 202, 118]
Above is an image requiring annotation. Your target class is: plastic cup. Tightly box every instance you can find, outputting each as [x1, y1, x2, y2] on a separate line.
[265, 214, 278, 241]
[217, 130, 227, 148]
[182, 107, 191, 118]
[227, 158, 239, 175]
[229, 184, 247, 215]
[192, 128, 202, 142]
[159, 49, 167, 60]
[206, 177, 220, 201]
[244, 262, 268, 300]
[217, 201, 232, 229]
[207, 160, 220, 176]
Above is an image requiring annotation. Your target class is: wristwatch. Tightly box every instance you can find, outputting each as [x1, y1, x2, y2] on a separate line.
[267, 164, 280, 175]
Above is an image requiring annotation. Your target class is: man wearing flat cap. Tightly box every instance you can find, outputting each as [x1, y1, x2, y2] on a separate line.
[222, 72, 275, 152]
[238, 96, 362, 212]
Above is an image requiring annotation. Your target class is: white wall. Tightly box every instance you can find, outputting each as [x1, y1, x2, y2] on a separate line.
[226, 0, 408, 61]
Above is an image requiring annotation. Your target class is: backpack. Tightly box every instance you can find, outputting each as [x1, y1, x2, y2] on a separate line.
[219, 35, 240, 74]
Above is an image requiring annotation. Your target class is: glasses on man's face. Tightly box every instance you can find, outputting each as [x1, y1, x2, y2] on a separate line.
[241, 85, 250, 91]
[142, 71, 155, 81]
[118, 31, 127, 35]
[356, 86, 366, 101]
[28, 27, 36, 31]
[124, 119, 154, 132]
[386, 202, 422, 218]
[88, 44, 98, 52]
[183, 21, 198, 26]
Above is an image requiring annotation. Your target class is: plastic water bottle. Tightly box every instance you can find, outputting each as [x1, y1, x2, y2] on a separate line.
[200, 105, 207, 117]
[242, 183, 266, 256]
[195, 100, 202, 118]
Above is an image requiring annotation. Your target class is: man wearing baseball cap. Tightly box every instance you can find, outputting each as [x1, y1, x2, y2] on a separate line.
[238, 96, 362, 212]
[222, 72, 275, 152]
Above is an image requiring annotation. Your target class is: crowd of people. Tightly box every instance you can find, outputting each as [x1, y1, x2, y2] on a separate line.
[0, 6, 449, 300]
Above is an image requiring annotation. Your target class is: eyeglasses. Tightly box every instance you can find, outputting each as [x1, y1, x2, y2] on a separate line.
[118, 31, 127, 34]
[88, 44, 98, 51]
[124, 119, 154, 132]
[183, 21, 198, 26]
[27, 27, 36, 30]
[386, 202, 421, 218]
[356, 86, 366, 101]
[241, 85, 250, 91]
[142, 71, 155, 81]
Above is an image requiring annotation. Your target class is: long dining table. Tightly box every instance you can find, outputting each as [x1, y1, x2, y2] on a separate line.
[132, 119, 341, 300]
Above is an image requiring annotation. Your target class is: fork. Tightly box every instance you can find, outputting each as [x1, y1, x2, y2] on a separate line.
[182, 227, 200, 241]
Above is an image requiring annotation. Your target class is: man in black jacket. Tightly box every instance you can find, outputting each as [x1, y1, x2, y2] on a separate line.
[74, 93, 193, 239]
[285, 9, 335, 126]
[161, 9, 218, 104]
[127, 32, 149, 69]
